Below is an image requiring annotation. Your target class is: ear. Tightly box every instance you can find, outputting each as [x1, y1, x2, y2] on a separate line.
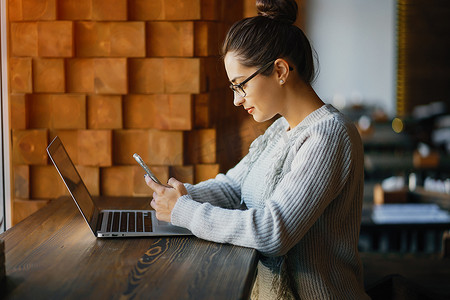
[273, 58, 291, 85]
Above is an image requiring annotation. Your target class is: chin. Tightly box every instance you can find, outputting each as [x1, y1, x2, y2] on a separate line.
[253, 113, 274, 123]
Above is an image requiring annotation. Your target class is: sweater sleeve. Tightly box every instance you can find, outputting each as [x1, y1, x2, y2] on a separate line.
[183, 153, 250, 209]
[171, 120, 355, 257]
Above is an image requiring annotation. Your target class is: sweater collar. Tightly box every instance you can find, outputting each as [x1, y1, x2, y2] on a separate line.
[284, 104, 336, 136]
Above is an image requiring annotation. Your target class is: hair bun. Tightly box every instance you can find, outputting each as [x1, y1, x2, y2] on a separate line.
[256, 0, 298, 24]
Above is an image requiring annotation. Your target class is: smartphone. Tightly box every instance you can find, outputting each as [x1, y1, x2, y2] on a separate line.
[133, 153, 162, 185]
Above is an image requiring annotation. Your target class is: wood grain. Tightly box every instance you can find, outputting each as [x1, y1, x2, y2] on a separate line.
[10, 22, 38, 56]
[0, 196, 258, 299]
[11, 129, 48, 165]
[87, 95, 123, 129]
[10, 94, 27, 129]
[37, 21, 73, 57]
[32, 58, 65, 93]
[10, 57, 32, 93]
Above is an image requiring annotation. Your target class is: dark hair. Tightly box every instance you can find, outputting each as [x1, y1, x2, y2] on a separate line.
[222, 0, 316, 84]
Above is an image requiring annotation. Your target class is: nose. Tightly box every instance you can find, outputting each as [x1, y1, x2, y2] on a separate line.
[233, 92, 245, 107]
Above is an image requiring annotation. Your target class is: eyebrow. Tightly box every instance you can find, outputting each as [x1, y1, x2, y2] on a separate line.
[230, 76, 244, 84]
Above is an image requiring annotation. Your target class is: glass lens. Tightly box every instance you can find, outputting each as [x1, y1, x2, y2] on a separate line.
[236, 86, 246, 97]
[230, 84, 246, 97]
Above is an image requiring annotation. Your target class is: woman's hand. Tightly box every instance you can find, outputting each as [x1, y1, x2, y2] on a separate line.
[145, 175, 187, 223]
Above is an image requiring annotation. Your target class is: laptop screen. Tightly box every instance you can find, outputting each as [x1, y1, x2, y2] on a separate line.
[47, 136, 99, 234]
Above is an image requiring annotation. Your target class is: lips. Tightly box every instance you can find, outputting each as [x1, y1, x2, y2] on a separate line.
[245, 107, 255, 114]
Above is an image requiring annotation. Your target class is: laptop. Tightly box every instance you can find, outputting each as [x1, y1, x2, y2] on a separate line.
[46, 136, 192, 238]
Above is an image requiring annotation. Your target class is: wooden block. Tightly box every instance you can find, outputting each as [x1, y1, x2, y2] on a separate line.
[124, 94, 192, 130]
[128, 58, 164, 94]
[194, 164, 219, 183]
[243, 0, 257, 18]
[113, 129, 183, 165]
[101, 166, 169, 196]
[13, 198, 51, 225]
[37, 21, 73, 57]
[12, 129, 48, 165]
[185, 129, 216, 164]
[66, 58, 95, 93]
[8, 0, 23, 21]
[94, 58, 127, 94]
[75, 22, 145, 57]
[30, 165, 68, 199]
[51, 94, 86, 129]
[220, 0, 243, 22]
[92, 0, 127, 21]
[170, 165, 194, 184]
[27, 94, 86, 129]
[14, 164, 29, 199]
[10, 57, 32, 93]
[128, 0, 164, 20]
[194, 93, 212, 128]
[27, 94, 52, 128]
[9, 0, 57, 21]
[78, 130, 113, 166]
[32, 58, 65, 93]
[87, 95, 123, 129]
[146, 22, 194, 57]
[10, 94, 27, 129]
[101, 166, 134, 196]
[373, 184, 408, 205]
[113, 130, 150, 165]
[110, 22, 146, 57]
[129, 0, 218, 20]
[50, 130, 111, 167]
[164, 58, 204, 93]
[58, 0, 92, 20]
[203, 56, 226, 90]
[164, 0, 201, 20]
[194, 22, 219, 57]
[123, 95, 154, 129]
[10, 22, 38, 56]
[75, 22, 110, 57]
[148, 130, 183, 165]
[49, 130, 80, 164]
[77, 166, 100, 196]
[153, 94, 193, 130]
[201, 0, 220, 20]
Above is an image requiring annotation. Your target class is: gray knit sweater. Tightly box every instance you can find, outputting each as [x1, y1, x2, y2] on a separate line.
[171, 104, 370, 299]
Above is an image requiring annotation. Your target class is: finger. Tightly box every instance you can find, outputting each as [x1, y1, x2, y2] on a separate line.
[150, 198, 157, 210]
[167, 177, 187, 195]
[167, 177, 183, 189]
[155, 211, 170, 223]
[145, 174, 165, 193]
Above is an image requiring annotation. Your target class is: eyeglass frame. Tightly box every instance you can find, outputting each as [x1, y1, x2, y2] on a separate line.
[229, 60, 294, 97]
[229, 60, 276, 98]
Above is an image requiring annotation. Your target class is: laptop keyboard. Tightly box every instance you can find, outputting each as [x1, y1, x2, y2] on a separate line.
[100, 211, 153, 233]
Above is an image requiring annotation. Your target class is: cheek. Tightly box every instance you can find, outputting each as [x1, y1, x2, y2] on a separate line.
[252, 81, 279, 108]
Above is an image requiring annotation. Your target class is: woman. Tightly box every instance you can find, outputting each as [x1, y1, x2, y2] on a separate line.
[145, 0, 370, 299]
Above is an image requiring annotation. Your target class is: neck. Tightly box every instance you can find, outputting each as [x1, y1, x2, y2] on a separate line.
[280, 79, 325, 130]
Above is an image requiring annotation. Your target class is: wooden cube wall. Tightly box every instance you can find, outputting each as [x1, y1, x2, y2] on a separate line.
[7, 0, 245, 225]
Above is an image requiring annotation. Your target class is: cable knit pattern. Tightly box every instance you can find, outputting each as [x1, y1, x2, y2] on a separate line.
[171, 104, 370, 300]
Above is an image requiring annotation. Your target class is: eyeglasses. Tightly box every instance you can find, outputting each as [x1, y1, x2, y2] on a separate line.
[229, 60, 275, 98]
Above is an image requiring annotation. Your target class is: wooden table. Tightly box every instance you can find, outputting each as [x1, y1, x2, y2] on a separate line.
[0, 196, 258, 299]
